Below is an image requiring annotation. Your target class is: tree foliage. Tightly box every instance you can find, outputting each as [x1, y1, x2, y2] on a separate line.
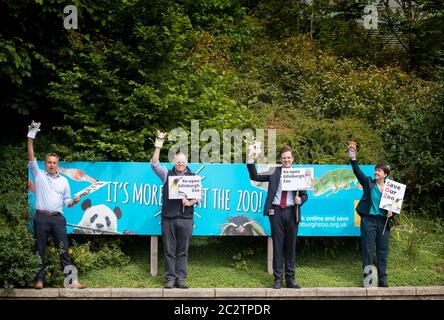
[234, 35, 441, 215]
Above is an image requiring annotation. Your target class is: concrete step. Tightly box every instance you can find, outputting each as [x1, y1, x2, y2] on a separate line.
[1, 286, 443, 299]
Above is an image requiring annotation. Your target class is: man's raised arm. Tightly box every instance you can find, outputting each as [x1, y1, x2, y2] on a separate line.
[150, 130, 168, 182]
[27, 120, 41, 161]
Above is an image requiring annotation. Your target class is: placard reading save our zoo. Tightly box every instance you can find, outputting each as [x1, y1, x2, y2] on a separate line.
[379, 178, 406, 214]
[28, 162, 374, 236]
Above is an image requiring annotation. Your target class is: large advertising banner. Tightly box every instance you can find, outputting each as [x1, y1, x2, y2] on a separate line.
[28, 162, 374, 236]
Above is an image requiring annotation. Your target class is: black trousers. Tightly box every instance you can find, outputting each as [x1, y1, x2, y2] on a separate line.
[269, 206, 299, 281]
[161, 218, 194, 282]
[360, 214, 391, 285]
[33, 212, 72, 283]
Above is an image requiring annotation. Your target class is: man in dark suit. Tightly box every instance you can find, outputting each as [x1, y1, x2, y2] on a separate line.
[247, 145, 308, 289]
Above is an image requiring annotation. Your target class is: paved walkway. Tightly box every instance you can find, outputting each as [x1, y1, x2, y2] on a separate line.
[1, 286, 443, 299]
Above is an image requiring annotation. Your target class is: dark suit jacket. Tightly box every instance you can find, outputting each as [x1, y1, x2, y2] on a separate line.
[351, 160, 377, 216]
[247, 163, 308, 222]
[351, 160, 396, 227]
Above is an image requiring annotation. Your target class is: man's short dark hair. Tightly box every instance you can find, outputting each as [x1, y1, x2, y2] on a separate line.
[279, 146, 292, 157]
[45, 153, 60, 161]
[375, 163, 390, 176]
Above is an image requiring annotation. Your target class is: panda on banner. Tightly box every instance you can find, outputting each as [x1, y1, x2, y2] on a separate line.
[72, 199, 122, 234]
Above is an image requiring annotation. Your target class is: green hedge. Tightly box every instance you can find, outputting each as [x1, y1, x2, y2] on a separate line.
[0, 145, 40, 288]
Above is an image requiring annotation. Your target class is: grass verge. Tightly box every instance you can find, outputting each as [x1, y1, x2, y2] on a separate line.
[76, 216, 444, 288]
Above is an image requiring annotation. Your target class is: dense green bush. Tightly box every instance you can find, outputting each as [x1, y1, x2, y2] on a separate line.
[235, 36, 442, 216]
[43, 238, 131, 287]
[0, 145, 40, 288]
[279, 115, 386, 164]
[0, 220, 40, 289]
[45, 1, 251, 162]
[383, 76, 444, 216]
[70, 239, 131, 273]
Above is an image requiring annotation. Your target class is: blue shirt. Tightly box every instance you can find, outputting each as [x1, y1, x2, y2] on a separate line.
[369, 184, 386, 216]
[150, 160, 170, 183]
[29, 159, 72, 213]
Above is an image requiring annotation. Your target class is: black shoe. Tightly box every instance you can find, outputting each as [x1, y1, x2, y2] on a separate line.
[273, 279, 283, 289]
[286, 279, 301, 289]
[164, 280, 175, 289]
[378, 282, 388, 288]
[176, 279, 189, 289]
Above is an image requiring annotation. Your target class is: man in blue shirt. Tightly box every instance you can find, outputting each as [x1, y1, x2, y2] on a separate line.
[27, 121, 85, 289]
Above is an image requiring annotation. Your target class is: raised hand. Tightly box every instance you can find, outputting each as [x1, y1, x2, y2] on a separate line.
[27, 120, 41, 139]
[155, 130, 166, 149]
[248, 141, 262, 162]
[347, 140, 357, 160]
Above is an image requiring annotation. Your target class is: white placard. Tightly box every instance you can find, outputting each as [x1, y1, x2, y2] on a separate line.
[281, 168, 314, 191]
[379, 179, 406, 214]
[168, 176, 202, 199]
[74, 181, 110, 198]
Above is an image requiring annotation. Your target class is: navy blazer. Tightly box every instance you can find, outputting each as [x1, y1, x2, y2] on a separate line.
[351, 160, 384, 216]
[351, 160, 396, 227]
[247, 163, 308, 222]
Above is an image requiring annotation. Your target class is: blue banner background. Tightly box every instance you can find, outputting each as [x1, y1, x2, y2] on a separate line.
[28, 162, 374, 236]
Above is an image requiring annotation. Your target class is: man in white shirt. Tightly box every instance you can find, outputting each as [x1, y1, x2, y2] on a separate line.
[27, 121, 85, 289]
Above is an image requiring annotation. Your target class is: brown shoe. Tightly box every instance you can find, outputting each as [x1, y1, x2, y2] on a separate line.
[71, 281, 86, 289]
[34, 280, 44, 289]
